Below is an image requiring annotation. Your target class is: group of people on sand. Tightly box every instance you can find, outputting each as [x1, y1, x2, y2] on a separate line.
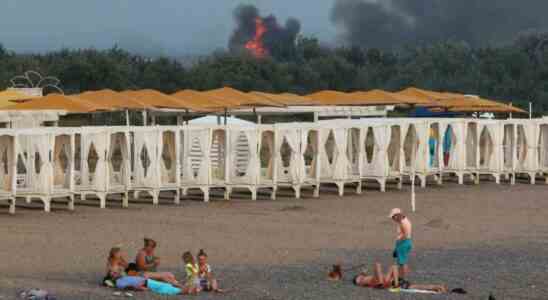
[330, 208, 452, 294]
[104, 208, 456, 296]
[104, 238, 224, 296]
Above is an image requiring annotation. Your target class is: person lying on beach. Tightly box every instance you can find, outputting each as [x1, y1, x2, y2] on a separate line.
[106, 245, 181, 288]
[106, 248, 193, 295]
[352, 262, 447, 293]
[182, 251, 201, 294]
[197, 249, 224, 293]
[105, 247, 147, 291]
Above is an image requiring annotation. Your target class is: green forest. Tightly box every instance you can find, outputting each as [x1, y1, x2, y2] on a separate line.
[1, 30, 548, 114]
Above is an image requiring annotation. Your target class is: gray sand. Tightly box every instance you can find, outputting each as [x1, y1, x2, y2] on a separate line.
[0, 181, 547, 299]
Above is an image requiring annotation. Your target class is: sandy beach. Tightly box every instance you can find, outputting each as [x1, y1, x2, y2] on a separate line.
[1, 179, 547, 300]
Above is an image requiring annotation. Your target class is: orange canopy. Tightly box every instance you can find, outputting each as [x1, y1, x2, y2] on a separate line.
[6, 93, 108, 113]
[77, 89, 150, 110]
[202, 87, 284, 108]
[171, 90, 224, 111]
[448, 105, 527, 114]
[306, 90, 359, 105]
[249, 91, 317, 106]
[348, 89, 410, 106]
[120, 89, 205, 111]
[396, 87, 452, 107]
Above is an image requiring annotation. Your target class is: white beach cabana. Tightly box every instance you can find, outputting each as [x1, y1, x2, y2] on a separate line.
[356, 119, 404, 192]
[180, 125, 215, 201]
[77, 127, 130, 208]
[0, 130, 17, 213]
[537, 118, 548, 183]
[511, 119, 539, 184]
[273, 123, 321, 199]
[16, 128, 75, 212]
[317, 120, 362, 196]
[130, 126, 180, 205]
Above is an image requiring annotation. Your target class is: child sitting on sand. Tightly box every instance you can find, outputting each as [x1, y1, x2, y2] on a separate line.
[182, 251, 201, 294]
[197, 249, 224, 293]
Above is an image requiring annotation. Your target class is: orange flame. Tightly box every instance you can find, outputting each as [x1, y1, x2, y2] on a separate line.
[245, 17, 269, 58]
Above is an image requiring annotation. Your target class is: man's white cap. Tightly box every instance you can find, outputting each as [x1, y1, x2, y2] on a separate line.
[389, 208, 402, 218]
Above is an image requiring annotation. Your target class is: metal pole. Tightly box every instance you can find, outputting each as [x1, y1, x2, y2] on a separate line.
[217, 115, 221, 125]
[411, 171, 416, 212]
[509, 103, 513, 119]
[142, 110, 147, 126]
[529, 102, 533, 119]
[125, 109, 130, 126]
[257, 114, 262, 124]
[224, 109, 228, 125]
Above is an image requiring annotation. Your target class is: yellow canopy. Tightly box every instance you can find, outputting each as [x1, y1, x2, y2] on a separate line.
[203, 87, 284, 108]
[249, 91, 317, 106]
[171, 90, 224, 111]
[77, 89, 150, 110]
[6, 93, 109, 113]
[447, 105, 527, 114]
[0, 90, 36, 108]
[120, 89, 206, 111]
[306, 90, 359, 105]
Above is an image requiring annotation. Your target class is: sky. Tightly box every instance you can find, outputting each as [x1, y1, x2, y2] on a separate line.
[0, 0, 336, 55]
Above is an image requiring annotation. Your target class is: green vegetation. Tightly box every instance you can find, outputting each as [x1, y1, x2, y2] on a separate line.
[1, 32, 548, 114]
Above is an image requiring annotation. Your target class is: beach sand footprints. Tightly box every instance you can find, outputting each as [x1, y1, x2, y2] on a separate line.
[280, 205, 306, 212]
[425, 218, 450, 230]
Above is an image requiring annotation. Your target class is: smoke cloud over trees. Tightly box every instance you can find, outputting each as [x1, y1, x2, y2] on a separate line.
[331, 0, 548, 48]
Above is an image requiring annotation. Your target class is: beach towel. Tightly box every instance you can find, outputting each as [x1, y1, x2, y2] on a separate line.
[389, 287, 440, 294]
[147, 279, 181, 296]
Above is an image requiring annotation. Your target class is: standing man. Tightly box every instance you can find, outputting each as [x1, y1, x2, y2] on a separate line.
[389, 208, 412, 279]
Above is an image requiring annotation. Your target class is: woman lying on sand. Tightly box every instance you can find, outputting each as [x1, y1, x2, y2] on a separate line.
[106, 247, 190, 295]
[352, 263, 447, 293]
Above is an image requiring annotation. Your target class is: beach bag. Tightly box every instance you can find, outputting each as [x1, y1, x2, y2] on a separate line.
[19, 289, 57, 300]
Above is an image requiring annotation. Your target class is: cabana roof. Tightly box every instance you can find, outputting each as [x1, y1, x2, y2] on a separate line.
[77, 89, 150, 110]
[203, 87, 284, 108]
[171, 89, 224, 111]
[120, 89, 206, 111]
[249, 91, 317, 106]
[349, 89, 411, 106]
[5, 93, 109, 113]
[0, 90, 37, 108]
[447, 105, 527, 114]
[396, 87, 453, 107]
[306, 90, 359, 105]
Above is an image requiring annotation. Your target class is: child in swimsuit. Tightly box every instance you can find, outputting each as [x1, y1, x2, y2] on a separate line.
[182, 251, 201, 294]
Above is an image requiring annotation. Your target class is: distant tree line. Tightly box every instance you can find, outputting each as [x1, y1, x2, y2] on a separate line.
[1, 31, 548, 114]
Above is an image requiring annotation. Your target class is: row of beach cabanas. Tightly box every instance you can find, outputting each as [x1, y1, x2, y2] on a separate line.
[1, 87, 526, 117]
[1, 117, 546, 214]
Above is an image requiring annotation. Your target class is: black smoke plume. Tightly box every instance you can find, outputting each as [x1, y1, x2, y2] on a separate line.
[331, 0, 548, 49]
[229, 4, 301, 59]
